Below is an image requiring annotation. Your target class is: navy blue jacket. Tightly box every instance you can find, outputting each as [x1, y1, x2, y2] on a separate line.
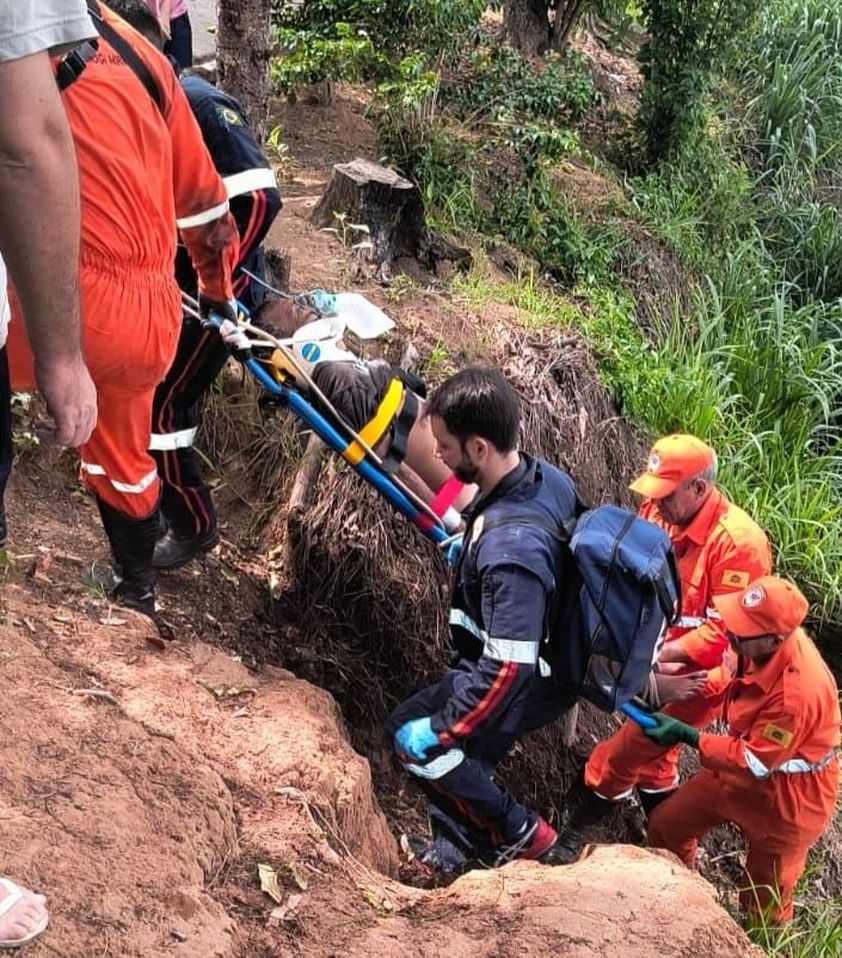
[431, 454, 581, 744]
[175, 74, 282, 311]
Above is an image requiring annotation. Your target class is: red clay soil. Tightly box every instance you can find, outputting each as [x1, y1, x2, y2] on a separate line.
[0, 576, 763, 957]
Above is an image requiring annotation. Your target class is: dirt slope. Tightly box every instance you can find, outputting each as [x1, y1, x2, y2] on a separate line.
[0, 578, 762, 958]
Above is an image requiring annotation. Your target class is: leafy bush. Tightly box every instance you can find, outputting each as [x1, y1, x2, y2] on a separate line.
[272, 23, 377, 95]
[443, 43, 600, 125]
[272, 0, 485, 89]
[638, 0, 763, 162]
[628, 137, 759, 275]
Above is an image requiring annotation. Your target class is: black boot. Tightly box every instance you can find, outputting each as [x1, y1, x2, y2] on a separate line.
[95, 497, 158, 616]
[639, 788, 677, 819]
[541, 769, 615, 865]
[151, 525, 219, 570]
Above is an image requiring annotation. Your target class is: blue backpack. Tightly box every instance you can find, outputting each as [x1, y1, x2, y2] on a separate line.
[482, 504, 680, 711]
[562, 505, 681, 711]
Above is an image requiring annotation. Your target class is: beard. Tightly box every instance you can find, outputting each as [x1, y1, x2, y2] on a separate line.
[452, 457, 480, 485]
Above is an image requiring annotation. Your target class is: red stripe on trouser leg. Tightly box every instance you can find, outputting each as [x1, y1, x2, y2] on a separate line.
[154, 328, 217, 532]
[450, 662, 518, 739]
[79, 266, 180, 519]
[585, 696, 722, 798]
[430, 782, 504, 847]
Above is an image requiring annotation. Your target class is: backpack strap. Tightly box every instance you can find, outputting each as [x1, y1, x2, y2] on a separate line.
[57, 1, 165, 115]
[55, 39, 99, 91]
[479, 513, 577, 544]
[86, 1, 164, 113]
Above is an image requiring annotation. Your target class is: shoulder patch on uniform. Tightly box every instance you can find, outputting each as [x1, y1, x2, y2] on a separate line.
[762, 723, 793, 748]
[216, 105, 243, 126]
[722, 569, 751, 588]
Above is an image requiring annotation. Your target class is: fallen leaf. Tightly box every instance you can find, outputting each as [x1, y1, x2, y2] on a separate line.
[99, 616, 128, 627]
[268, 893, 303, 925]
[258, 863, 283, 904]
[287, 863, 308, 891]
[196, 678, 256, 700]
[359, 887, 396, 913]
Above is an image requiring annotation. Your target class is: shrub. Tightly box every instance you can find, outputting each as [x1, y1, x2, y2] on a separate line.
[443, 43, 600, 125]
[638, 0, 763, 163]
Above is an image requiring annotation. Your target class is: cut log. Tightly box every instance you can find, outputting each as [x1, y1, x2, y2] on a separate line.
[311, 159, 471, 279]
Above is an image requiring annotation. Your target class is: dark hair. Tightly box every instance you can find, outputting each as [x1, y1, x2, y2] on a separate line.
[106, 0, 164, 47]
[427, 367, 520, 452]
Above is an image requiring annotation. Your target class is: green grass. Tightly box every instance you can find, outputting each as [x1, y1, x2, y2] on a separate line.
[749, 899, 842, 957]
[625, 264, 842, 622]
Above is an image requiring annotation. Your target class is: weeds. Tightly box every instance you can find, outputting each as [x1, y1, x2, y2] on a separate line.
[748, 898, 842, 957]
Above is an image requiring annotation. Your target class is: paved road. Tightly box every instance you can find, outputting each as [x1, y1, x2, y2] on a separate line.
[189, 0, 217, 61]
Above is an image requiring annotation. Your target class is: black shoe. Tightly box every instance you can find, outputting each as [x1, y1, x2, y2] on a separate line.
[551, 770, 615, 865]
[152, 527, 219, 570]
[402, 835, 466, 885]
[639, 787, 677, 819]
[110, 576, 156, 616]
[95, 497, 158, 617]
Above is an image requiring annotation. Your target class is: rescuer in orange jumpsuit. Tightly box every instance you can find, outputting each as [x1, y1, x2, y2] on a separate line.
[553, 434, 772, 861]
[646, 575, 840, 923]
[53, 1, 238, 614]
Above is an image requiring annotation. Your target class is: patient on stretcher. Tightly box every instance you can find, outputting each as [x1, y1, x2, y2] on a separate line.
[253, 302, 476, 531]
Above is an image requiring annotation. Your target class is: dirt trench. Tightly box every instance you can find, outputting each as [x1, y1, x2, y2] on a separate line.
[0, 570, 764, 958]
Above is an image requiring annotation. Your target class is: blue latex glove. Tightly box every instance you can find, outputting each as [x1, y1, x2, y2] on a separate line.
[444, 535, 463, 568]
[395, 716, 440, 762]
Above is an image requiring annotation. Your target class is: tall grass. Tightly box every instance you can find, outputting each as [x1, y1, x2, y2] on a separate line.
[741, 0, 842, 183]
[627, 251, 842, 621]
[749, 900, 842, 957]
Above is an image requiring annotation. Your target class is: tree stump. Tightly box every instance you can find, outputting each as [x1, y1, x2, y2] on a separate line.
[311, 159, 471, 280]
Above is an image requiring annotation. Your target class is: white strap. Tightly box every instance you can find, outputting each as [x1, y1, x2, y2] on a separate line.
[0, 879, 23, 919]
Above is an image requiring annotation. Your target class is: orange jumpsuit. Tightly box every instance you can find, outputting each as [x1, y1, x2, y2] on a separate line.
[56, 6, 237, 518]
[648, 628, 840, 922]
[585, 489, 772, 798]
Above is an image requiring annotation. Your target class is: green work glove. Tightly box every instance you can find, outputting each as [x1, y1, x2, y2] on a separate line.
[643, 713, 700, 748]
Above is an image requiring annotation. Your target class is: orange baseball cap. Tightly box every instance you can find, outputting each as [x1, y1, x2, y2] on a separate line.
[713, 575, 809, 639]
[629, 434, 715, 499]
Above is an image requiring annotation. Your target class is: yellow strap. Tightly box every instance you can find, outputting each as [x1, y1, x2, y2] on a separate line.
[345, 377, 403, 465]
[267, 348, 291, 383]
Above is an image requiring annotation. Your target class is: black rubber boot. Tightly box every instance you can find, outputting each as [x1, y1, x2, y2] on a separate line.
[639, 787, 677, 819]
[541, 770, 615, 865]
[95, 497, 158, 616]
[151, 526, 219, 570]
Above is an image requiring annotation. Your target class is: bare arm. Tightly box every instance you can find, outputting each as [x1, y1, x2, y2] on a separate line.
[0, 50, 96, 446]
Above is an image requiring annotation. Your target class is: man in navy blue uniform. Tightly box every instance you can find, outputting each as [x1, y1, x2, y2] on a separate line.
[387, 367, 581, 874]
[108, 0, 290, 568]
